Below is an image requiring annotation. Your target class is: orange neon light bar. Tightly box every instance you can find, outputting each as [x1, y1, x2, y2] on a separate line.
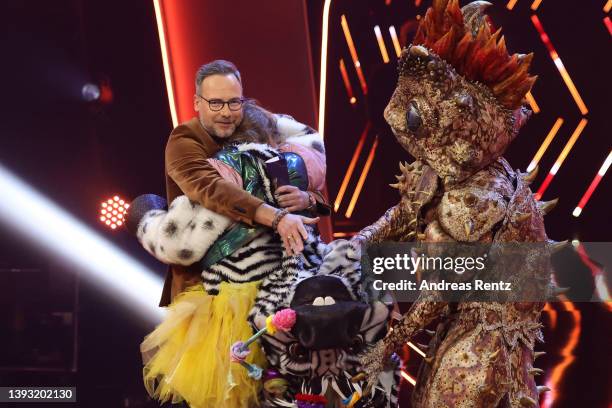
[332, 232, 357, 238]
[573, 150, 612, 217]
[543, 302, 557, 330]
[389, 26, 402, 57]
[531, 15, 588, 115]
[346, 136, 379, 218]
[531, 0, 543, 10]
[318, 0, 333, 138]
[543, 300, 581, 408]
[506, 0, 519, 10]
[339, 59, 357, 104]
[605, 0, 612, 13]
[527, 117, 564, 172]
[401, 370, 417, 386]
[525, 91, 540, 113]
[535, 119, 587, 200]
[334, 123, 371, 212]
[153, 0, 179, 128]
[407, 341, 426, 357]
[374, 25, 390, 63]
[341, 15, 368, 94]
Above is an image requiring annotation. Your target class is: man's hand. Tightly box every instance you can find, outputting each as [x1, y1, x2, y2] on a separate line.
[276, 213, 319, 255]
[275, 185, 311, 212]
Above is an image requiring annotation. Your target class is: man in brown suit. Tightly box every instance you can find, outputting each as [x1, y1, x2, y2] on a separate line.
[161, 60, 327, 306]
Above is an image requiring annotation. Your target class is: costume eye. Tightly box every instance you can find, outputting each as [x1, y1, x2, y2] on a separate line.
[454, 94, 474, 110]
[288, 342, 309, 362]
[406, 102, 422, 133]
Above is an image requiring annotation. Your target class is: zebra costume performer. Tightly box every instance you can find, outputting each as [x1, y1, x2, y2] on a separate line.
[126, 114, 399, 408]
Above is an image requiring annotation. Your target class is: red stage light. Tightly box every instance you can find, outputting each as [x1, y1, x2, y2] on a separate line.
[100, 195, 129, 230]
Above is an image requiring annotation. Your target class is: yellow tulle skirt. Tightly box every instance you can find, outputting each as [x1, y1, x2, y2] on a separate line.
[141, 281, 266, 408]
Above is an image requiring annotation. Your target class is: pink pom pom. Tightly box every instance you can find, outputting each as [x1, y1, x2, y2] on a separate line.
[271, 308, 296, 331]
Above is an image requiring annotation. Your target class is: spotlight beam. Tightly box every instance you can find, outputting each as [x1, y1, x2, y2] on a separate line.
[0, 163, 164, 323]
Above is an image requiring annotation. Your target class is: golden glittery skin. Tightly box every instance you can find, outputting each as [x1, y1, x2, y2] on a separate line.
[354, 42, 558, 408]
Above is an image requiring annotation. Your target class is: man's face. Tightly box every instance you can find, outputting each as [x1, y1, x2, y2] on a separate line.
[194, 74, 243, 139]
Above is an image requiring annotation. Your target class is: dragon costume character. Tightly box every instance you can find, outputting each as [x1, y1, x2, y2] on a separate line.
[354, 1, 563, 407]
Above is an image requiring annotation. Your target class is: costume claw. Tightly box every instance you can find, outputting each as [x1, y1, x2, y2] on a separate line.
[515, 213, 532, 223]
[519, 395, 538, 407]
[538, 198, 558, 215]
[549, 240, 568, 253]
[522, 165, 538, 184]
[528, 367, 544, 376]
[537, 386, 551, 394]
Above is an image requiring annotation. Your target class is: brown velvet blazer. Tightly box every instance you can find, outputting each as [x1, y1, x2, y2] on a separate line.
[160, 117, 330, 306]
[161, 117, 265, 306]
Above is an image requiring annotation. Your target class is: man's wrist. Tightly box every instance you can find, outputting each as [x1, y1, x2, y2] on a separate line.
[272, 209, 290, 231]
[254, 203, 278, 227]
[306, 191, 316, 211]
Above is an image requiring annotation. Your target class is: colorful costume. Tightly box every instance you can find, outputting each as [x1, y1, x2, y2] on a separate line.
[355, 1, 561, 407]
[129, 115, 327, 408]
[128, 115, 399, 407]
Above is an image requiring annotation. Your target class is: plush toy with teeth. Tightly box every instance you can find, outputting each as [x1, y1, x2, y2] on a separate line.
[250, 240, 401, 407]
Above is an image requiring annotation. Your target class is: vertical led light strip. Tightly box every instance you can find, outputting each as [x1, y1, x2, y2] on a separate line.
[318, 0, 333, 138]
[527, 117, 564, 172]
[374, 25, 390, 63]
[341, 15, 368, 94]
[535, 119, 588, 200]
[334, 123, 371, 212]
[153, 0, 178, 128]
[345, 136, 379, 218]
[572, 150, 612, 217]
[339, 59, 357, 104]
[531, 15, 588, 115]
[389, 26, 402, 57]
[525, 91, 540, 113]
[604, 17, 612, 36]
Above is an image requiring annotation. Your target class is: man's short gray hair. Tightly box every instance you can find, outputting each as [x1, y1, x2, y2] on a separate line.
[195, 60, 242, 93]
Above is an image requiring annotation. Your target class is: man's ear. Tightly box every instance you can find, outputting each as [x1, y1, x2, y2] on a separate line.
[193, 94, 199, 112]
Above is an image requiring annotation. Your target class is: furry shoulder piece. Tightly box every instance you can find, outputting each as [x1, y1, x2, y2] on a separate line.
[275, 114, 325, 154]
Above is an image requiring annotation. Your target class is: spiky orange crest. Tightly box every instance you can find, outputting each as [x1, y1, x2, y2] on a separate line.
[413, 0, 536, 109]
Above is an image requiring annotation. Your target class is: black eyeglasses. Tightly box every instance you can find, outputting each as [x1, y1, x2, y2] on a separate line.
[196, 95, 244, 111]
